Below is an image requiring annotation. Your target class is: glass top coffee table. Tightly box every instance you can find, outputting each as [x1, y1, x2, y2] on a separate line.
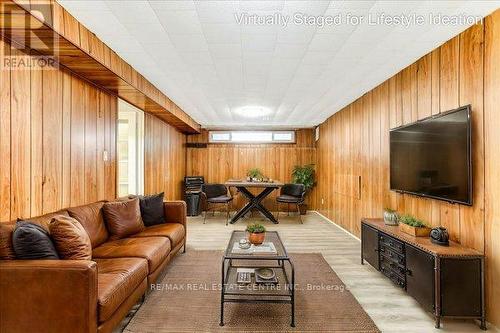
[220, 230, 295, 327]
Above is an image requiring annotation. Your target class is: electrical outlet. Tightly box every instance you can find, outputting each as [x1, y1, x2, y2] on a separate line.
[103, 150, 108, 161]
[321, 198, 324, 205]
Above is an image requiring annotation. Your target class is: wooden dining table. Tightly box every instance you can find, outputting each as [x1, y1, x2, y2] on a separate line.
[225, 180, 284, 224]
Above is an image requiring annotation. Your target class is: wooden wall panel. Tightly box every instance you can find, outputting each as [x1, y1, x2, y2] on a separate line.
[10, 46, 31, 219]
[31, 51, 43, 217]
[186, 129, 317, 211]
[70, 78, 86, 207]
[42, 66, 63, 214]
[316, 12, 500, 327]
[484, 9, 500, 329]
[0, 38, 117, 221]
[144, 114, 186, 201]
[459, 23, 485, 252]
[0, 39, 11, 221]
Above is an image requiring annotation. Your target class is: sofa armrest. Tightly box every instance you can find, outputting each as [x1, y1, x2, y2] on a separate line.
[163, 200, 187, 227]
[0, 260, 98, 333]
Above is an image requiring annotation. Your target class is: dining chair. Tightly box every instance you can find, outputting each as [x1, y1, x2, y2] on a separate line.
[201, 184, 233, 225]
[276, 184, 306, 224]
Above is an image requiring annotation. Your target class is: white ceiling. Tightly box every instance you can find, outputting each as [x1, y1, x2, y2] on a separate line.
[58, 0, 500, 129]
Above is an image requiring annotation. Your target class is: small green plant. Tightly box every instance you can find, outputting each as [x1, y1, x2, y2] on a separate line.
[246, 223, 266, 234]
[399, 215, 427, 228]
[384, 207, 396, 213]
[292, 164, 315, 191]
[247, 168, 263, 179]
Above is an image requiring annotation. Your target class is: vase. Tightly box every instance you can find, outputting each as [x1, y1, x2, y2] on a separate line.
[383, 211, 399, 225]
[248, 232, 265, 245]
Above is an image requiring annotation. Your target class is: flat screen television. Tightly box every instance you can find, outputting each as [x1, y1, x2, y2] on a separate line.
[390, 105, 472, 205]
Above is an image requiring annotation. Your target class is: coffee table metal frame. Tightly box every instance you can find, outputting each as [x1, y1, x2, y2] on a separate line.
[220, 230, 295, 327]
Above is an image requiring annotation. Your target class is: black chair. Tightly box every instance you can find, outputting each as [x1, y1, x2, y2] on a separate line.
[201, 184, 232, 225]
[276, 184, 306, 223]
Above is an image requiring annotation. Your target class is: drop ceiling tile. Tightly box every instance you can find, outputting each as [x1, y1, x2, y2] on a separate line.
[124, 22, 168, 42]
[106, 1, 156, 23]
[58, 0, 110, 13]
[59, 0, 500, 128]
[273, 43, 308, 58]
[243, 51, 274, 65]
[308, 33, 350, 51]
[148, 0, 196, 11]
[179, 51, 214, 65]
[168, 34, 209, 51]
[195, 1, 239, 23]
[239, 1, 285, 11]
[242, 33, 277, 51]
[203, 23, 241, 43]
[301, 51, 334, 65]
[208, 43, 242, 59]
[155, 10, 204, 34]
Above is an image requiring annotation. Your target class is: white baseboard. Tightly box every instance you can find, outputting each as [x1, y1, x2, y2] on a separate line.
[310, 210, 361, 242]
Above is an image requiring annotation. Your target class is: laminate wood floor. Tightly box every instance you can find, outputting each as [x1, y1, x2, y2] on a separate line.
[185, 211, 490, 333]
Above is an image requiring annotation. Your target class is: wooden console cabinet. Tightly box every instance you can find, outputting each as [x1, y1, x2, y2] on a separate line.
[361, 219, 485, 330]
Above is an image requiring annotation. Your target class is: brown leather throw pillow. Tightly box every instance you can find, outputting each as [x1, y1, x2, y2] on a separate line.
[49, 215, 92, 260]
[102, 198, 145, 240]
[0, 223, 16, 260]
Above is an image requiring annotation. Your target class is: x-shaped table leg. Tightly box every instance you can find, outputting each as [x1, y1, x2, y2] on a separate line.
[230, 186, 279, 224]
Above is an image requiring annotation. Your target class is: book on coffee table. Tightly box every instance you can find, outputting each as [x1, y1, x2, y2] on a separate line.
[231, 242, 277, 255]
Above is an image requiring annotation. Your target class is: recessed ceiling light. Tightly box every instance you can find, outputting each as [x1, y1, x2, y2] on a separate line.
[233, 106, 273, 118]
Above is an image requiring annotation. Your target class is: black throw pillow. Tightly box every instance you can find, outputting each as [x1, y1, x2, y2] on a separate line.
[138, 192, 165, 226]
[12, 221, 59, 259]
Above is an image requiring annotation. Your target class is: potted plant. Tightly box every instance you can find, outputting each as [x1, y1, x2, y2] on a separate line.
[398, 214, 431, 237]
[246, 223, 266, 245]
[383, 208, 399, 226]
[291, 164, 315, 215]
[247, 168, 264, 182]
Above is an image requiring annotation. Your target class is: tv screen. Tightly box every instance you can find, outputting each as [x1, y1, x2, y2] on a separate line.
[390, 105, 472, 205]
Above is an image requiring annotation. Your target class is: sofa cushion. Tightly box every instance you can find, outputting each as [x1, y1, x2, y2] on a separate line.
[102, 198, 145, 240]
[12, 221, 59, 259]
[92, 237, 170, 272]
[131, 223, 185, 247]
[136, 192, 165, 227]
[0, 223, 16, 260]
[95, 258, 148, 322]
[29, 210, 70, 231]
[67, 201, 109, 248]
[49, 215, 92, 260]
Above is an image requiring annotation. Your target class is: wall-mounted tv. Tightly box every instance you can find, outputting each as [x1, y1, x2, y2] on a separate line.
[390, 105, 472, 205]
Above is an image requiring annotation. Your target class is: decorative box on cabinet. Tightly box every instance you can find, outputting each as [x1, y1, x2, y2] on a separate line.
[361, 218, 485, 330]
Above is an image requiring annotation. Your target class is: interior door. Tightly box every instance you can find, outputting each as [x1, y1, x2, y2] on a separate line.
[406, 245, 435, 313]
[362, 223, 379, 270]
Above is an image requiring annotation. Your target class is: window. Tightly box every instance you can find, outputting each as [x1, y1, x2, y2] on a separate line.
[209, 130, 295, 144]
[117, 100, 144, 197]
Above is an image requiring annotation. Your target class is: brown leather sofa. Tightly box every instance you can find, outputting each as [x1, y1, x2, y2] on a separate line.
[0, 200, 187, 333]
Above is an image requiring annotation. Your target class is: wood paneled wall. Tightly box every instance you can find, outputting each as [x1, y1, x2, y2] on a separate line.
[0, 38, 117, 221]
[315, 11, 500, 327]
[2, 0, 200, 133]
[186, 129, 317, 210]
[144, 114, 186, 201]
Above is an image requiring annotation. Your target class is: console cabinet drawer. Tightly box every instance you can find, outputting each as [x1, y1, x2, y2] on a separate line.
[379, 233, 404, 253]
[380, 263, 406, 288]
